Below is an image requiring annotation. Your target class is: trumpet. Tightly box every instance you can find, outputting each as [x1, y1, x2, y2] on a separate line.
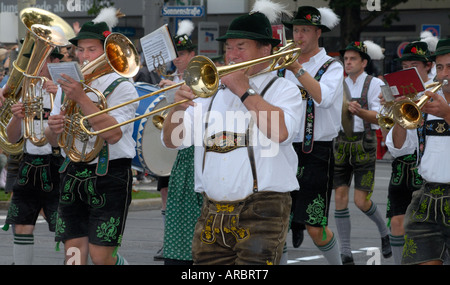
[78, 43, 301, 136]
[392, 80, 448, 129]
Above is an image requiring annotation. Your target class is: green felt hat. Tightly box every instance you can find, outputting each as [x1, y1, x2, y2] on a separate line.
[430, 38, 450, 61]
[282, 6, 331, 32]
[396, 41, 431, 62]
[173, 34, 196, 52]
[69, 21, 110, 46]
[340, 41, 371, 61]
[216, 11, 280, 47]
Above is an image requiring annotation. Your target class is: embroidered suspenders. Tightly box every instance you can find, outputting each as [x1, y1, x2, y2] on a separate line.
[302, 58, 336, 153]
[352, 75, 374, 139]
[59, 77, 130, 175]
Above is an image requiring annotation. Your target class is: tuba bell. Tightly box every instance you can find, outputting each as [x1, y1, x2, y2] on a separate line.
[22, 24, 70, 146]
[0, 8, 75, 154]
[58, 33, 140, 163]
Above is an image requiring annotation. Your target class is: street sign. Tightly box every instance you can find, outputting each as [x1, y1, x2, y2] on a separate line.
[422, 24, 441, 38]
[161, 5, 205, 18]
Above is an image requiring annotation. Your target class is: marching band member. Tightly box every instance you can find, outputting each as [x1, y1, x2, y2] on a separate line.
[282, 6, 343, 264]
[160, 19, 201, 265]
[333, 40, 389, 264]
[386, 38, 450, 265]
[385, 40, 434, 264]
[3, 49, 64, 265]
[162, 0, 302, 265]
[45, 7, 138, 265]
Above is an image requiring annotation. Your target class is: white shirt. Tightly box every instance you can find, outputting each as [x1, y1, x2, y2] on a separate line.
[386, 88, 450, 183]
[345, 72, 383, 132]
[51, 73, 139, 163]
[163, 72, 303, 201]
[285, 48, 344, 142]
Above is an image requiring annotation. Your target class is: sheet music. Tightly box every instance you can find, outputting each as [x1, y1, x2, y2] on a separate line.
[140, 24, 177, 72]
[47, 61, 84, 84]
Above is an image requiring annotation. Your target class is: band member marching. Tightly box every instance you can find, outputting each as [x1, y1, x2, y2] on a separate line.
[281, 6, 343, 264]
[333, 40, 390, 264]
[45, 7, 139, 265]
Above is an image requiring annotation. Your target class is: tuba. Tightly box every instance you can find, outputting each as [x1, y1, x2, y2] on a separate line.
[392, 80, 448, 129]
[22, 24, 70, 146]
[0, 8, 74, 154]
[58, 33, 140, 163]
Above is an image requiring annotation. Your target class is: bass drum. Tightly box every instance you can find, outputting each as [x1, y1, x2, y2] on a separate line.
[132, 82, 178, 177]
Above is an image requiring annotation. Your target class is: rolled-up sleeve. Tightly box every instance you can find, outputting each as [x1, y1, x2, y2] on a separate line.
[314, 61, 344, 109]
[385, 127, 418, 158]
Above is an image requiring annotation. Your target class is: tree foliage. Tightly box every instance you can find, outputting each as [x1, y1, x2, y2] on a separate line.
[328, 0, 409, 48]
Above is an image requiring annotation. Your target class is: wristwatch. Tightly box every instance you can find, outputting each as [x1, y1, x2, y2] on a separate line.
[295, 68, 306, 78]
[240, 88, 257, 103]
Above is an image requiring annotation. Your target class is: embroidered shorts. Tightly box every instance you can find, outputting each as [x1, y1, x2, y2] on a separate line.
[292, 141, 334, 227]
[5, 154, 63, 232]
[333, 131, 377, 191]
[402, 182, 450, 264]
[387, 154, 423, 218]
[55, 158, 132, 247]
[192, 191, 291, 265]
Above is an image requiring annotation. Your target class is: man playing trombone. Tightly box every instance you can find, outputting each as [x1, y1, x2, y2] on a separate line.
[45, 8, 138, 265]
[162, 0, 302, 265]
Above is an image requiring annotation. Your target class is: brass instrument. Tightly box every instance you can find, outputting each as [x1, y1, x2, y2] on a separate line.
[0, 8, 75, 154]
[58, 33, 140, 163]
[22, 24, 70, 146]
[77, 43, 301, 136]
[377, 85, 396, 131]
[392, 80, 448, 129]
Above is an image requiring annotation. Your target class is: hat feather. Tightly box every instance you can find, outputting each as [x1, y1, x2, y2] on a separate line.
[92, 7, 122, 30]
[364, 40, 385, 60]
[251, 0, 292, 24]
[177, 19, 195, 36]
[420, 31, 439, 52]
[317, 7, 340, 30]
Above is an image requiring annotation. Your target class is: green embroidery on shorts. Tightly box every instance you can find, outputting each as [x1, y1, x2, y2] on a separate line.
[391, 163, 403, 185]
[361, 171, 374, 189]
[7, 203, 19, 219]
[55, 217, 66, 237]
[49, 211, 58, 227]
[444, 200, 450, 223]
[60, 178, 73, 203]
[97, 217, 121, 243]
[414, 196, 429, 220]
[306, 194, 325, 226]
[76, 168, 92, 178]
[430, 186, 444, 196]
[402, 235, 417, 258]
[31, 157, 44, 165]
[18, 164, 30, 184]
[42, 167, 51, 191]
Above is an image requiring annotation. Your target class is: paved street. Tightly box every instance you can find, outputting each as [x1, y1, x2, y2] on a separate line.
[0, 160, 395, 265]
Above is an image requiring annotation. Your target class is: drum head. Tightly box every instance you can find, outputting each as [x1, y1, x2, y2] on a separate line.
[135, 96, 178, 177]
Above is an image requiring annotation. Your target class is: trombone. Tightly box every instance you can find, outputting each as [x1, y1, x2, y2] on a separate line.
[392, 79, 448, 129]
[78, 43, 301, 136]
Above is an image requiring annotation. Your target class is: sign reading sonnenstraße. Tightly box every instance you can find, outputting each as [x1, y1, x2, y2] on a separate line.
[161, 5, 205, 17]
